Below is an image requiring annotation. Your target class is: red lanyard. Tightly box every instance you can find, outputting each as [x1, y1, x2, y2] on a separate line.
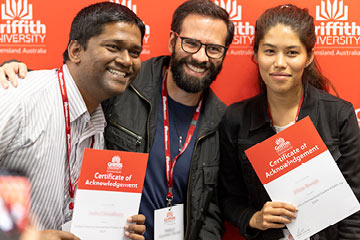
[57, 66, 94, 210]
[267, 92, 304, 123]
[161, 69, 202, 206]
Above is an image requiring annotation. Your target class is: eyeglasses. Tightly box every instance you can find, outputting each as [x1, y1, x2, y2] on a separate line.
[173, 32, 227, 59]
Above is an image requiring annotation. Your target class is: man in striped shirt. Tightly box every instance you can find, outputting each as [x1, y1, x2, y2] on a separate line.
[0, 2, 146, 240]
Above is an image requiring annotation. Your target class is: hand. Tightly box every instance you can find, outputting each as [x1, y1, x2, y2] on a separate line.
[249, 201, 297, 231]
[20, 227, 40, 240]
[38, 230, 80, 240]
[0, 62, 28, 89]
[124, 214, 146, 240]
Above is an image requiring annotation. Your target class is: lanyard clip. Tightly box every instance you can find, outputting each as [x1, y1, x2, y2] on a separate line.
[166, 188, 173, 207]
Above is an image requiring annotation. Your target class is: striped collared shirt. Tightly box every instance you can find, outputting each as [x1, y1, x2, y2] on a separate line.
[0, 64, 106, 230]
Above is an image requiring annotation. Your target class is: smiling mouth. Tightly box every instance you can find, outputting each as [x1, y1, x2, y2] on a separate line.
[186, 63, 206, 73]
[107, 68, 127, 78]
[270, 72, 291, 77]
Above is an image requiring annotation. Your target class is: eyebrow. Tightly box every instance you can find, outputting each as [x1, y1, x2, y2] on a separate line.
[103, 39, 142, 50]
[262, 43, 301, 49]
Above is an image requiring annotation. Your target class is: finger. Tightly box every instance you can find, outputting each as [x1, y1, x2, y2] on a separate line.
[266, 201, 297, 212]
[3, 66, 19, 88]
[20, 227, 39, 240]
[0, 68, 9, 89]
[128, 214, 146, 225]
[125, 224, 146, 235]
[264, 207, 297, 219]
[18, 63, 28, 78]
[56, 231, 81, 240]
[263, 214, 293, 224]
[124, 231, 145, 240]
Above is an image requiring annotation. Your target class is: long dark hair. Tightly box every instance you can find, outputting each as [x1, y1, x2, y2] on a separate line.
[253, 4, 337, 94]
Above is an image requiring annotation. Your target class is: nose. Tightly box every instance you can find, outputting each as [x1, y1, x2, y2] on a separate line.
[115, 50, 132, 68]
[191, 45, 209, 63]
[274, 52, 287, 69]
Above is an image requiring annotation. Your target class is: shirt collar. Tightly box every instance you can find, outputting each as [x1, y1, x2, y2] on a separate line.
[250, 82, 320, 131]
[62, 64, 88, 122]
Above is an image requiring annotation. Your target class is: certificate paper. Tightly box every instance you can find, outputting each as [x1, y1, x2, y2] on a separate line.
[245, 117, 360, 240]
[70, 149, 148, 240]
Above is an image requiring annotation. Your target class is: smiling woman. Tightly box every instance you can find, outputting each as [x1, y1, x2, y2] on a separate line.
[219, 4, 360, 240]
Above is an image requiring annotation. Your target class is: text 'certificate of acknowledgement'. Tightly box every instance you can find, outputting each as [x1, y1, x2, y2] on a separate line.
[71, 148, 148, 240]
[245, 116, 360, 240]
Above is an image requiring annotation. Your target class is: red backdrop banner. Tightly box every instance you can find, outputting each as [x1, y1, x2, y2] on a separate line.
[1, 0, 359, 238]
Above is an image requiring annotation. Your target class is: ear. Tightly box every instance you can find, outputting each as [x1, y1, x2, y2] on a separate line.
[306, 49, 314, 68]
[67, 40, 82, 64]
[168, 31, 176, 54]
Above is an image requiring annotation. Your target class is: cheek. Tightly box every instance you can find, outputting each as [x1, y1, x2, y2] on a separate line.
[133, 59, 142, 75]
[288, 59, 307, 75]
[257, 55, 273, 71]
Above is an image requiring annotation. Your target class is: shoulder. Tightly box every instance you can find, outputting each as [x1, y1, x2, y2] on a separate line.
[5, 69, 57, 95]
[313, 87, 355, 114]
[225, 94, 263, 120]
[0, 69, 57, 103]
[205, 89, 226, 115]
[134, 55, 170, 85]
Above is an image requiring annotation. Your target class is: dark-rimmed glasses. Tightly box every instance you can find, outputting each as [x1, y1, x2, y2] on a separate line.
[173, 32, 227, 59]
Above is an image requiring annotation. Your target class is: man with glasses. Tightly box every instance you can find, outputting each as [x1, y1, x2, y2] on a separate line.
[0, 0, 234, 239]
[104, 1, 233, 239]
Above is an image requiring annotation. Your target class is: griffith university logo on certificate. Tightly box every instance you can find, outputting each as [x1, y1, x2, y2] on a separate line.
[71, 149, 148, 240]
[245, 117, 360, 240]
[0, 0, 47, 54]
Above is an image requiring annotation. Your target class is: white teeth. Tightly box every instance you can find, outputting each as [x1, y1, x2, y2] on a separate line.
[186, 63, 205, 73]
[108, 68, 126, 77]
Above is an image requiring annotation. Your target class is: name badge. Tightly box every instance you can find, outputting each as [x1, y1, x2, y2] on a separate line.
[154, 204, 184, 240]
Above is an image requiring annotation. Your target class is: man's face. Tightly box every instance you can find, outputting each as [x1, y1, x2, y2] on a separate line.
[169, 14, 228, 93]
[78, 21, 142, 99]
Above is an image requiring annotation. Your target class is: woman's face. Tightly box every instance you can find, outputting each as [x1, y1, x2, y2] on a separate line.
[255, 24, 313, 96]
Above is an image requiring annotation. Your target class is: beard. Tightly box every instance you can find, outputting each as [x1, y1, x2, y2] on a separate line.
[170, 51, 223, 93]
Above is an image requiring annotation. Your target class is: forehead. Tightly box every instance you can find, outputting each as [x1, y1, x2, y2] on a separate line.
[179, 14, 227, 45]
[261, 24, 304, 48]
[93, 21, 142, 45]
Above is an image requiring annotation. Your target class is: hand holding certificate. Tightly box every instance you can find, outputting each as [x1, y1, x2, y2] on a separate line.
[245, 117, 360, 240]
[70, 149, 148, 240]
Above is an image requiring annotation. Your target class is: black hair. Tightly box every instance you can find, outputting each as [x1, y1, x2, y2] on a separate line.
[63, 2, 145, 63]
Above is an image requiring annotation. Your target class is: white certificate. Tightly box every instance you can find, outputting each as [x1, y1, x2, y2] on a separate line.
[245, 117, 360, 240]
[70, 149, 148, 240]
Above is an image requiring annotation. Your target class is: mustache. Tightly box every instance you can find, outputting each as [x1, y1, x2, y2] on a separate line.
[179, 57, 210, 69]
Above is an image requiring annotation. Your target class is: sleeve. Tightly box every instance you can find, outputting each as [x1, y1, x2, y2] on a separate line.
[336, 102, 360, 239]
[218, 108, 259, 239]
[0, 88, 24, 160]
